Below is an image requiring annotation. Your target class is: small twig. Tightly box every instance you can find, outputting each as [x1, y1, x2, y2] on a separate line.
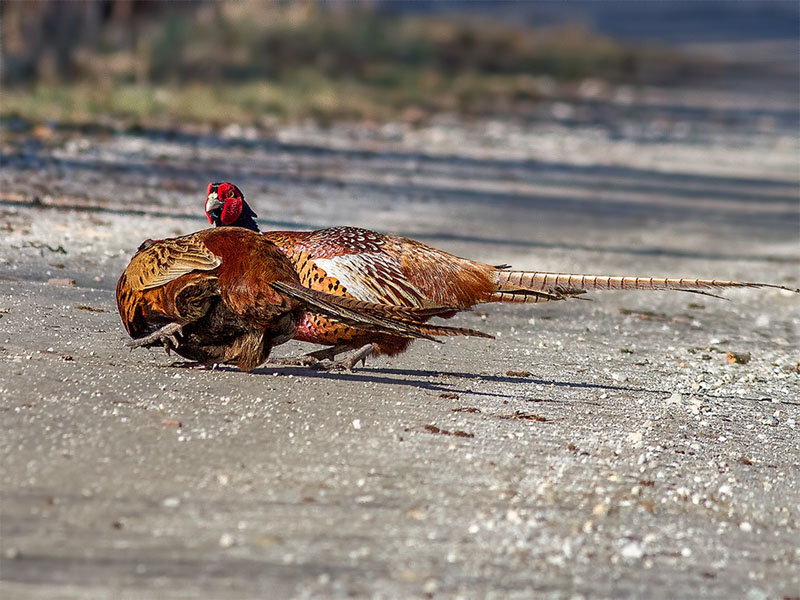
[20, 241, 68, 254]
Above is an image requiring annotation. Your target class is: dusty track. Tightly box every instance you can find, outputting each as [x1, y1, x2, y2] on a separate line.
[1, 101, 798, 598]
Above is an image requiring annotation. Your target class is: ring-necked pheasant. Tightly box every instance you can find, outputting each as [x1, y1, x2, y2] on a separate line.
[205, 182, 798, 369]
[116, 227, 488, 371]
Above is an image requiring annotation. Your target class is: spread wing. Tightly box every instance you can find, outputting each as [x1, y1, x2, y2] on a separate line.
[125, 235, 222, 291]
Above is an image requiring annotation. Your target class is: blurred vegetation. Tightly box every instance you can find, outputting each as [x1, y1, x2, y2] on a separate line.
[1, 1, 722, 128]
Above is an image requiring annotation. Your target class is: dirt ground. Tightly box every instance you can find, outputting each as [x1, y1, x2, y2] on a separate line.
[1, 89, 799, 598]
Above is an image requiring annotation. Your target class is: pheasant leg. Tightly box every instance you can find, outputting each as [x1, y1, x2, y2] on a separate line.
[311, 343, 376, 371]
[126, 322, 184, 355]
[272, 344, 353, 367]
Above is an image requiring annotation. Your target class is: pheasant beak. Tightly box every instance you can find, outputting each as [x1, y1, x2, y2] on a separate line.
[205, 192, 223, 214]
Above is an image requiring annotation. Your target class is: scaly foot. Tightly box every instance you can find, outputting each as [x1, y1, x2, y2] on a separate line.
[272, 345, 351, 367]
[127, 322, 183, 355]
[311, 343, 375, 371]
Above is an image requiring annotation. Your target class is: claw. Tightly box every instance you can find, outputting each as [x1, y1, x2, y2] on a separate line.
[271, 344, 346, 367]
[311, 344, 375, 371]
[271, 343, 376, 371]
[127, 322, 185, 350]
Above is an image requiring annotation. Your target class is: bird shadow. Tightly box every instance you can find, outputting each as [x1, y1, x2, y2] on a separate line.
[246, 363, 509, 397]
[365, 366, 800, 405]
[227, 362, 799, 406]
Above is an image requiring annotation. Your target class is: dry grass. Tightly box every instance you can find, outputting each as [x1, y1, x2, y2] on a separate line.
[1, 6, 720, 128]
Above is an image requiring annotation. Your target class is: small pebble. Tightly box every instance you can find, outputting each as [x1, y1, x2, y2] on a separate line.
[620, 541, 644, 560]
[726, 351, 751, 365]
[46, 278, 75, 287]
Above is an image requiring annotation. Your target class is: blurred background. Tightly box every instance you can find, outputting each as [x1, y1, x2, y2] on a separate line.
[2, 0, 797, 129]
[2, 6, 799, 599]
[0, 0, 797, 283]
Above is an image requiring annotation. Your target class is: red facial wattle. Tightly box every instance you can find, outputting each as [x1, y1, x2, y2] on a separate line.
[206, 182, 254, 229]
[206, 182, 242, 225]
[219, 196, 242, 225]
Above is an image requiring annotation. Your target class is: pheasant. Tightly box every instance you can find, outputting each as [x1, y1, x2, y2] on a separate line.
[205, 182, 798, 369]
[116, 227, 488, 371]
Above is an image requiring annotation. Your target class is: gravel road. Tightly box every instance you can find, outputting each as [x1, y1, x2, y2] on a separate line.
[1, 90, 798, 598]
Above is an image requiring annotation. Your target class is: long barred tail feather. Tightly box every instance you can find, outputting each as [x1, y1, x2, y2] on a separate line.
[492, 271, 799, 304]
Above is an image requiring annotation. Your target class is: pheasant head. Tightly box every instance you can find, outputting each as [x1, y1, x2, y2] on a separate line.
[205, 182, 260, 232]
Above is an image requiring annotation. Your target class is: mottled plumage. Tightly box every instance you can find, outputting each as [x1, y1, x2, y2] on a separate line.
[117, 227, 301, 371]
[117, 227, 486, 371]
[205, 182, 798, 368]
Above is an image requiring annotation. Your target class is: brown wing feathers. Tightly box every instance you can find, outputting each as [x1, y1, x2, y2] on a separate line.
[117, 228, 487, 370]
[123, 236, 222, 292]
[271, 281, 491, 340]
